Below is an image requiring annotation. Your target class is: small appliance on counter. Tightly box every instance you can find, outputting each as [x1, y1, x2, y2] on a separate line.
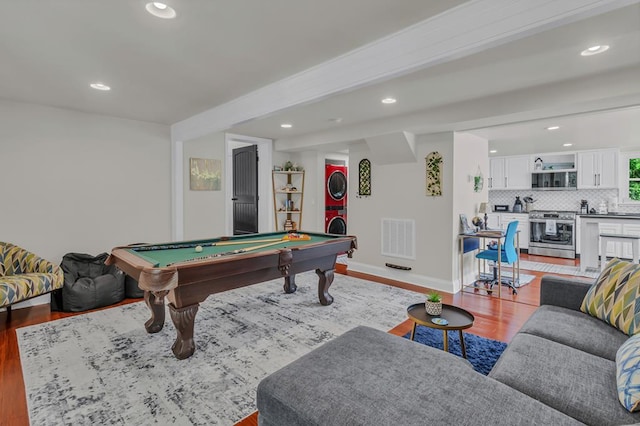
[598, 200, 608, 215]
[580, 200, 589, 214]
[513, 196, 523, 213]
[523, 196, 534, 212]
[494, 204, 509, 212]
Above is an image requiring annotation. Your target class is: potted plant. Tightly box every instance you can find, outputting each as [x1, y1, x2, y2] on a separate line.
[425, 292, 443, 316]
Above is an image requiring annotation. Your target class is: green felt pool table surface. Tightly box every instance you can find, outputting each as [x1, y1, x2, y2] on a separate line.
[127, 232, 337, 267]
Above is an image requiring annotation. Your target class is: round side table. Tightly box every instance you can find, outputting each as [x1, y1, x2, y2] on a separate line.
[407, 303, 475, 358]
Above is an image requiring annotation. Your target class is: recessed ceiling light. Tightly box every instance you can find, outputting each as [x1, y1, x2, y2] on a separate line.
[581, 45, 609, 56]
[145, 2, 177, 19]
[381, 97, 397, 104]
[280, 123, 292, 128]
[563, 143, 573, 147]
[89, 82, 111, 91]
[546, 126, 560, 130]
[489, 150, 497, 154]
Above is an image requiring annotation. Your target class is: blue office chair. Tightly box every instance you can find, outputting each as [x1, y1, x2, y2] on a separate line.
[475, 220, 519, 295]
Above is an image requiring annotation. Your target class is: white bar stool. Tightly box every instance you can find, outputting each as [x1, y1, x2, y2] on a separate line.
[600, 233, 640, 269]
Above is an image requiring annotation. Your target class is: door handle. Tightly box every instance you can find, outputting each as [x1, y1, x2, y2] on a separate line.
[231, 197, 238, 201]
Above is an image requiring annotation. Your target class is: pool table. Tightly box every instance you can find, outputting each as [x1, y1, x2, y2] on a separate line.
[107, 231, 357, 359]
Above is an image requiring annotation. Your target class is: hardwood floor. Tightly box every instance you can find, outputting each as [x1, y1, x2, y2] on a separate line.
[0, 254, 584, 426]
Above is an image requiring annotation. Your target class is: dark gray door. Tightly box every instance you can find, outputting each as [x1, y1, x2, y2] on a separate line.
[232, 145, 258, 235]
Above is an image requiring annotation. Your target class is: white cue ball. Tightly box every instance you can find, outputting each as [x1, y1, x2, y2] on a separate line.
[195, 245, 203, 253]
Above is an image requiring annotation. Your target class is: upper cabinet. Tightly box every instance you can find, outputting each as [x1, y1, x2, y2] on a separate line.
[489, 156, 530, 190]
[577, 149, 619, 189]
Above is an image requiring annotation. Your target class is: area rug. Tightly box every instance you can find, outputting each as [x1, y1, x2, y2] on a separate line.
[519, 260, 600, 279]
[404, 327, 507, 375]
[18, 272, 423, 426]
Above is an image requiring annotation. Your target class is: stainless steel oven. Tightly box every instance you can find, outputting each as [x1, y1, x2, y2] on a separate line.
[528, 210, 576, 259]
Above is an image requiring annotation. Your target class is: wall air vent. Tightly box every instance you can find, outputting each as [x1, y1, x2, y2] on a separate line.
[381, 218, 416, 260]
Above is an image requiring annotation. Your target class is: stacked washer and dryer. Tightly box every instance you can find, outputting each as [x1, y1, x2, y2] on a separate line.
[325, 164, 347, 234]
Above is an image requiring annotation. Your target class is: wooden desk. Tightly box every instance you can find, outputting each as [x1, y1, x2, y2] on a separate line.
[458, 230, 520, 297]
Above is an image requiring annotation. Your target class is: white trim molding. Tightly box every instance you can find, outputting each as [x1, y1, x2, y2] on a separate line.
[348, 261, 455, 294]
[171, 139, 184, 240]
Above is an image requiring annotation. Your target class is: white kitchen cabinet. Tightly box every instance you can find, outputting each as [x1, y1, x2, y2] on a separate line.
[486, 213, 501, 230]
[489, 156, 530, 190]
[622, 224, 640, 260]
[489, 158, 506, 189]
[577, 149, 618, 189]
[501, 213, 529, 250]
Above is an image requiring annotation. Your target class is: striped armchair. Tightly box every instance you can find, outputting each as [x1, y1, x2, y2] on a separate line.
[0, 242, 64, 317]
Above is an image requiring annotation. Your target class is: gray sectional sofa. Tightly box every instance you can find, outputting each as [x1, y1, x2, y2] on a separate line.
[256, 275, 638, 425]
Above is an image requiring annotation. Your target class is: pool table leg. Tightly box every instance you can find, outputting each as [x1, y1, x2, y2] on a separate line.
[169, 303, 199, 360]
[283, 275, 297, 294]
[316, 268, 335, 306]
[144, 290, 168, 333]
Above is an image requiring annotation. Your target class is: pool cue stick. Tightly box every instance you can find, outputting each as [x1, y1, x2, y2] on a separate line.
[212, 233, 310, 247]
[134, 242, 203, 251]
[240, 240, 290, 252]
[212, 238, 282, 247]
[166, 240, 290, 266]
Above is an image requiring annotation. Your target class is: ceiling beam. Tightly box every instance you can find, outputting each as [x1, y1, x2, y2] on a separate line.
[171, 0, 638, 143]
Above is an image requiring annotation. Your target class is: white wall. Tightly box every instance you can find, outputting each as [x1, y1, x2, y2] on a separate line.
[183, 132, 227, 239]
[452, 132, 489, 289]
[0, 100, 171, 306]
[348, 133, 456, 292]
[345, 132, 488, 292]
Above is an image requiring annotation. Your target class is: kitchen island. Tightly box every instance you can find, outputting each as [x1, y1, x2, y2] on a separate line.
[579, 213, 640, 271]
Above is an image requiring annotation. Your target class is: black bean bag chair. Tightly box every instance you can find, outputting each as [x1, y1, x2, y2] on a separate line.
[51, 252, 125, 312]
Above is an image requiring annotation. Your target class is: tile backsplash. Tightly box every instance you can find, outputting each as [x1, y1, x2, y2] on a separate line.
[489, 189, 640, 213]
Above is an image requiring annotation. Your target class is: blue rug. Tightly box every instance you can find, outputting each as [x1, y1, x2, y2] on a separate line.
[404, 326, 507, 375]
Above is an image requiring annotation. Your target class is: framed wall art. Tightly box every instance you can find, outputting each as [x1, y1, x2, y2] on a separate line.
[425, 151, 443, 196]
[190, 158, 221, 191]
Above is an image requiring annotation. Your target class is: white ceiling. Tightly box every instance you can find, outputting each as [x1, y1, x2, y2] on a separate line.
[0, 0, 461, 124]
[1, 0, 639, 156]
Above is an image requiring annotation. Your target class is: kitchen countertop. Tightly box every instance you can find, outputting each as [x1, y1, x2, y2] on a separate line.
[579, 213, 640, 219]
[492, 211, 529, 214]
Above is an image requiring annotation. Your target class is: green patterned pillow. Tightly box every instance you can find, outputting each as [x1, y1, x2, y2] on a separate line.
[617, 334, 640, 411]
[581, 258, 640, 336]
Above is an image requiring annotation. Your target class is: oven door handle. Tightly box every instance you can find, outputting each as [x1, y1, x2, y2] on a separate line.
[529, 219, 574, 224]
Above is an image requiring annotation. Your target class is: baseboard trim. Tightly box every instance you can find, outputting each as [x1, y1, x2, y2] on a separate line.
[348, 261, 454, 293]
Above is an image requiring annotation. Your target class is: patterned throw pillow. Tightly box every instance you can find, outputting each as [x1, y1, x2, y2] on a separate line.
[581, 258, 640, 336]
[617, 334, 640, 412]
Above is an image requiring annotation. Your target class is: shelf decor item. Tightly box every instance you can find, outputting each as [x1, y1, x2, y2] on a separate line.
[425, 292, 443, 316]
[358, 158, 372, 197]
[425, 152, 443, 196]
